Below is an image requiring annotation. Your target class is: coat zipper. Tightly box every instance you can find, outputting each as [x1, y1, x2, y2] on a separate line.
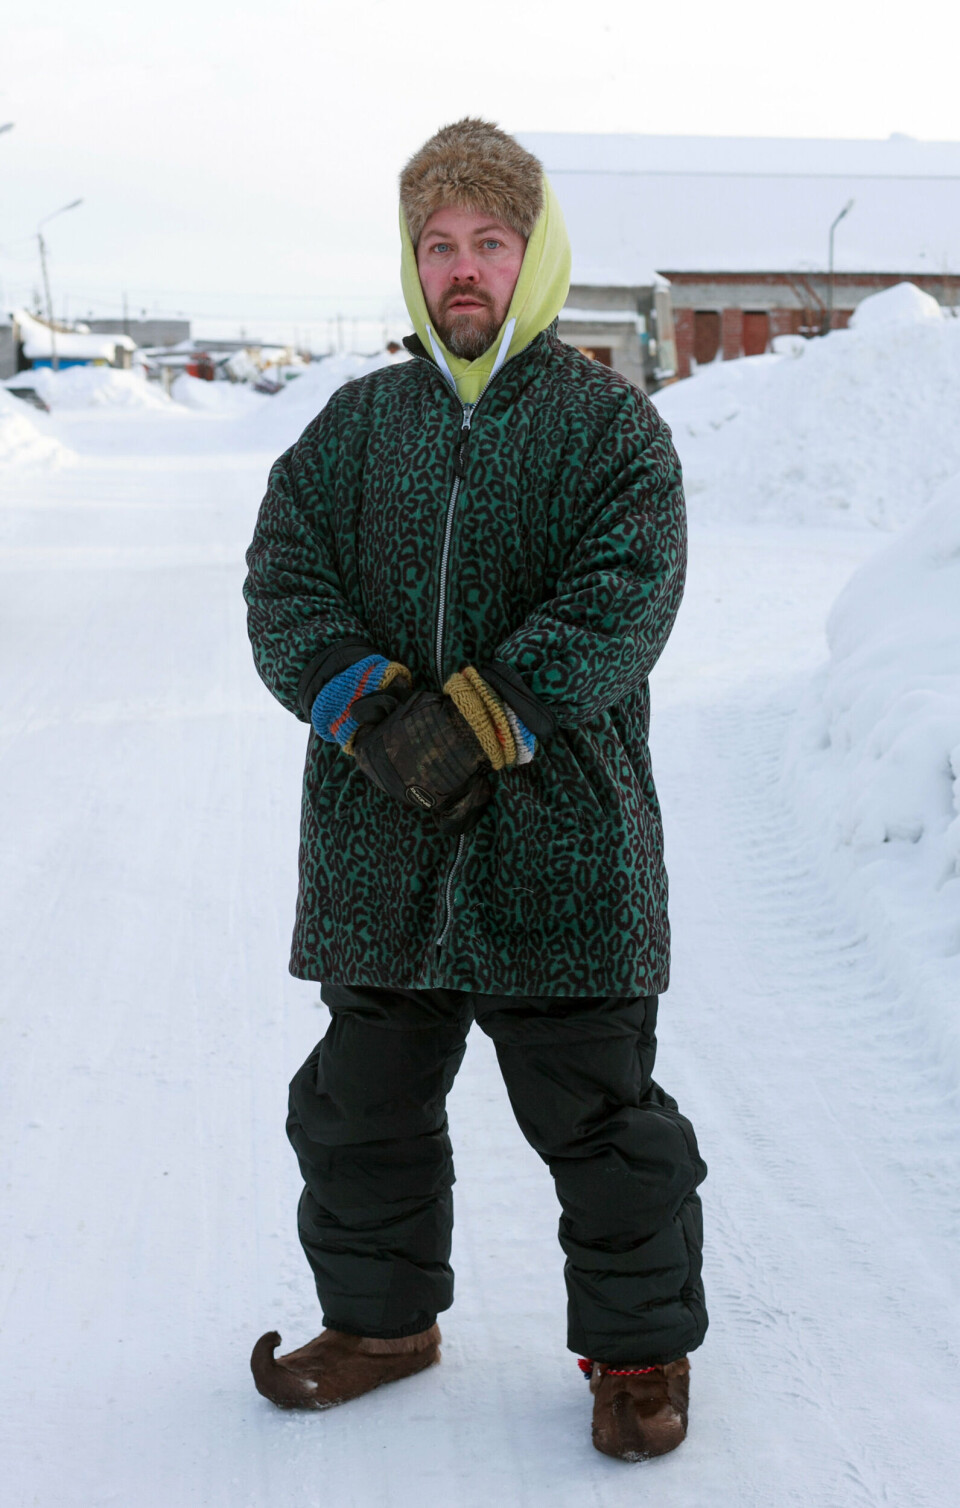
[433, 404, 474, 947]
[434, 406, 474, 683]
[435, 834, 465, 948]
[408, 345, 516, 951]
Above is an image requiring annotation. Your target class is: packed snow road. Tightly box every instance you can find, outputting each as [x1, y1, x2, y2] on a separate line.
[1, 410, 957, 1506]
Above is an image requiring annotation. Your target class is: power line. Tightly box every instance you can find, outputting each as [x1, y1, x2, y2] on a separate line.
[1, 285, 408, 325]
[2, 277, 405, 307]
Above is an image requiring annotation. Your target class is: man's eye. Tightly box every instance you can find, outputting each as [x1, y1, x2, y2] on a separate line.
[432, 243, 451, 254]
[482, 239, 501, 250]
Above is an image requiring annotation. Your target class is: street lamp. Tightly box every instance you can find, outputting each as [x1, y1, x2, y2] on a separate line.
[825, 199, 854, 335]
[37, 198, 83, 371]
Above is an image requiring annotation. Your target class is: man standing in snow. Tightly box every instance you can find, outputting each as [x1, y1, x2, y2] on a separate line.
[243, 119, 706, 1461]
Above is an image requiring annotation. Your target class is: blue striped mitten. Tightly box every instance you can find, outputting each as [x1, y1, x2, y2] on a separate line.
[311, 654, 412, 754]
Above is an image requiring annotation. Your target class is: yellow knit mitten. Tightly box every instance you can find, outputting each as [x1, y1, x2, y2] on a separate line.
[442, 666, 518, 770]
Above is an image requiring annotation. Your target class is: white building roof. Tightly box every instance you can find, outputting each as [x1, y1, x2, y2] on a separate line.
[14, 309, 136, 361]
[518, 133, 960, 280]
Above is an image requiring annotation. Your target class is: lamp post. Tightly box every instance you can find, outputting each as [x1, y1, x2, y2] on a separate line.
[825, 199, 854, 335]
[37, 198, 83, 371]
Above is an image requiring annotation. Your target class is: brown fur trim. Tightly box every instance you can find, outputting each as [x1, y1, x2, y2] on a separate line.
[357, 1323, 441, 1355]
[662, 1357, 690, 1380]
[400, 118, 543, 245]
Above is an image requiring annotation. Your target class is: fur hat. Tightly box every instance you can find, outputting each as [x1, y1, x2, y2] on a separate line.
[400, 118, 544, 246]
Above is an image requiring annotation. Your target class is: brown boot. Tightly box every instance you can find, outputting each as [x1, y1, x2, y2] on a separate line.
[586, 1357, 690, 1462]
[250, 1324, 441, 1410]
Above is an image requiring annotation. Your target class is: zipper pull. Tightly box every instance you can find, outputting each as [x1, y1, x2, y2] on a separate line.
[453, 419, 471, 480]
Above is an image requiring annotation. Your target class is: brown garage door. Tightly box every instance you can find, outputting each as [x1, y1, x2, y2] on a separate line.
[743, 312, 769, 356]
[693, 311, 720, 366]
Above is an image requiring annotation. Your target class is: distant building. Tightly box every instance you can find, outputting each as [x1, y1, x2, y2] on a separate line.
[557, 282, 676, 392]
[12, 309, 136, 371]
[0, 322, 15, 381]
[86, 317, 190, 347]
[519, 132, 960, 380]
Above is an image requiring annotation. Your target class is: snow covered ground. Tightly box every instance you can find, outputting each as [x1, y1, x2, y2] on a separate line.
[0, 387, 73, 468]
[19, 366, 173, 412]
[1, 302, 959, 1505]
[784, 474, 960, 1070]
[655, 283, 960, 1086]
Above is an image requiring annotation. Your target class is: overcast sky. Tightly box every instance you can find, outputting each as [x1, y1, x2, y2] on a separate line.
[3, 0, 959, 347]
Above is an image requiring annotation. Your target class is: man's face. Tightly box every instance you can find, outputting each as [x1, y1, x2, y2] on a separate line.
[416, 206, 526, 360]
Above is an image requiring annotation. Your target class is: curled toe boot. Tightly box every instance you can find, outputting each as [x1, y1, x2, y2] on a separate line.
[585, 1356, 690, 1462]
[251, 1323, 441, 1410]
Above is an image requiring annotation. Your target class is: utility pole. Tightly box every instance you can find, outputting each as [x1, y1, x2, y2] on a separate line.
[37, 230, 57, 370]
[36, 198, 83, 371]
[825, 199, 854, 335]
[122, 290, 129, 338]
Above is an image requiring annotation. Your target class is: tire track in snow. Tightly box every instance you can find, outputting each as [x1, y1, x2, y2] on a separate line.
[654, 675, 959, 1508]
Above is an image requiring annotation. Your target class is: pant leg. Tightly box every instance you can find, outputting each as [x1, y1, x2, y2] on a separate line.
[474, 992, 707, 1365]
[286, 983, 473, 1339]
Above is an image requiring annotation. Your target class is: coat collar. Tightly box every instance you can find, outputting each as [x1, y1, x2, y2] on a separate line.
[402, 321, 559, 410]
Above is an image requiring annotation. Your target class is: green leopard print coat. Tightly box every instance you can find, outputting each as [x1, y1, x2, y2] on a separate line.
[243, 326, 686, 996]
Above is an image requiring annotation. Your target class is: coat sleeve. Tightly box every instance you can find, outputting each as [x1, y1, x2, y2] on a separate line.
[243, 407, 378, 723]
[489, 393, 687, 731]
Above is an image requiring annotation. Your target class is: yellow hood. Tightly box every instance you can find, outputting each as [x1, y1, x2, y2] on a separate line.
[400, 174, 572, 405]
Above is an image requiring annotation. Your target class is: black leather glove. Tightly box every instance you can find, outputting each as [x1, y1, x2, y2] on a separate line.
[353, 689, 492, 835]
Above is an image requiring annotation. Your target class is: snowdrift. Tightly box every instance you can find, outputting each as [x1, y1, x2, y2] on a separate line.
[654, 282, 960, 530]
[170, 373, 269, 415]
[26, 366, 171, 411]
[784, 472, 960, 1055]
[242, 350, 408, 452]
[0, 388, 72, 468]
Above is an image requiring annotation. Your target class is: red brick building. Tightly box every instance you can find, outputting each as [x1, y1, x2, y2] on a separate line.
[669, 270, 957, 378]
[519, 132, 960, 381]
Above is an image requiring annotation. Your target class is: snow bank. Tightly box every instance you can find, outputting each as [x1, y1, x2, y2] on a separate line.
[170, 373, 269, 414]
[243, 350, 408, 452]
[849, 279, 942, 331]
[0, 389, 72, 468]
[27, 366, 171, 411]
[784, 472, 960, 1055]
[654, 283, 960, 530]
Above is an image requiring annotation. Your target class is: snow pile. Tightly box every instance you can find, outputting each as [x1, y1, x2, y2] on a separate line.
[784, 472, 960, 1049]
[170, 373, 269, 414]
[654, 283, 960, 530]
[848, 279, 943, 331]
[0, 388, 72, 468]
[26, 365, 171, 410]
[243, 350, 408, 451]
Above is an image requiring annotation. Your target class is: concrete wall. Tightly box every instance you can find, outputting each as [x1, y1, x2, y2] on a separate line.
[86, 318, 190, 347]
[0, 324, 15, 381]
[666, 269, 958, 312]
[559, 284, 651, 391]
[558, 317, 646, 389]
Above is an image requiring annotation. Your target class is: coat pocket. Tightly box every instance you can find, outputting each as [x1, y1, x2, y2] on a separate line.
[547, 724, 621, 821]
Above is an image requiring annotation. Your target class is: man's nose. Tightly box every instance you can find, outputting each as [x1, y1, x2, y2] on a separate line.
[450, 254, 480, 283]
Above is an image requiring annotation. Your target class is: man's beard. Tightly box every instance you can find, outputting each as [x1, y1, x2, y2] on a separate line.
[434, 296, 500, 359]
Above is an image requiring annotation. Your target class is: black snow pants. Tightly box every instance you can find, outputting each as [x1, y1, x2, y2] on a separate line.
[286, 984, 707, 1365]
